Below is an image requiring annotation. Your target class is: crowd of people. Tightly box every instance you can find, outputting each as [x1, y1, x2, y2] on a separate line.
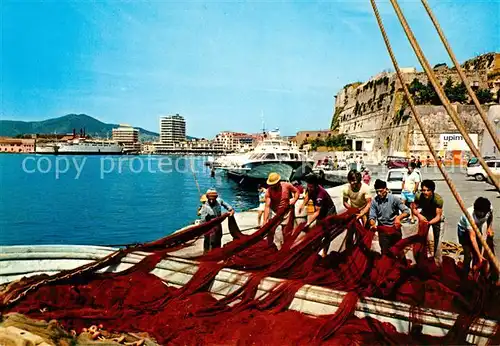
[197, 168, 497, 283]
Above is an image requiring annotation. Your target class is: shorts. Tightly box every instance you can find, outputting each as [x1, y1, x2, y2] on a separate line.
[257, 203, 265, 212]
[401, 191, 415, 203]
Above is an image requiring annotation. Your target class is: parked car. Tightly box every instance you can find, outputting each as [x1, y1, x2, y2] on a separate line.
[466, 159, 500, 181]
[386, 156, 409, 169]
[466, 156, 497, 167]
[385, 168, 423, 195]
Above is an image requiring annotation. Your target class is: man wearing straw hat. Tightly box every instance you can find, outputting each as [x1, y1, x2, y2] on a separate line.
[199, 188, 234, 253]
[263, 172, 299, 248]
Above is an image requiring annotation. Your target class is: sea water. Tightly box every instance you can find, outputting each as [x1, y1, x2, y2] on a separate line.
[0, 154, 257, 246]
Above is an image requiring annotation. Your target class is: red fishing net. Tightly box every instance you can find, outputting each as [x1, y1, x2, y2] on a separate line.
[1, 207, 499, 345]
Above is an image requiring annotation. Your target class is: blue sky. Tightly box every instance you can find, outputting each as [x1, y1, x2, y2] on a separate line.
[1, 0, 498, 138]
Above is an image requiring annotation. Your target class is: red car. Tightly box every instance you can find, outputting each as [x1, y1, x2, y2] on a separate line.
[386, 156, 409, 169]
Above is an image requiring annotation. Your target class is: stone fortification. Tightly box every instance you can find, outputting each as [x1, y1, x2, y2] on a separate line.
[331, 52, 500, 157]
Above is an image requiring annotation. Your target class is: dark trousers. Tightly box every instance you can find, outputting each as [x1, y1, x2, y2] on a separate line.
[459, 231, 485, 280]
[379, 231, 402, 254]
[204, 225, 223, 253]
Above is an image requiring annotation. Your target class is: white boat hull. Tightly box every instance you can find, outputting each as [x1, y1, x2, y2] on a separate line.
[0, 245, 495, 344]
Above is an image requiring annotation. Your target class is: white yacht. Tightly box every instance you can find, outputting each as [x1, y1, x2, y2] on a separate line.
[220, 136, 314, 184]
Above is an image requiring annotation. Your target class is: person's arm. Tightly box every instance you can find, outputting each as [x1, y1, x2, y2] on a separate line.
[263, 192, 272, 223]
[342, 186, 350, 209]
[394, 197, 410, 228]
[199, 204, 208, 221]
[358, 197, 372, 218]
[411, 196, 426, 222]
[468, 228, 485, 262]
[289, 184, 299, 205]
[299, 192, 309, 213]
[220, 199, 235, 216]
[487, 212, 494, 237]
[410, 201, 423, 220]
[413, 175, 421, 193]
[308, 206, 321, 225]
[369, 200, 377, 229]
[428, 208, 442, 225]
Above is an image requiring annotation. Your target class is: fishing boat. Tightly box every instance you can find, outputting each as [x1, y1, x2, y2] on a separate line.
[0, 244, 496, 344]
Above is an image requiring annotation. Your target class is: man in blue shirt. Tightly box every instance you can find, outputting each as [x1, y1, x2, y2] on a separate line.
[369, 179, 410, 254]
[199, 188, 234, 253]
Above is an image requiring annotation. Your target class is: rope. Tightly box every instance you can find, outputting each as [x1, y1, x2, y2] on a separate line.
[420, 0, 500, 154]
[189, 159, 202, 197]
[369, 0, 500, 273]
[387, 0, 500, 193]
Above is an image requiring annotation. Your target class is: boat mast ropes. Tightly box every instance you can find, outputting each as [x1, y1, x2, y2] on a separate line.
[420, 0, 500, 155]
[369, 0, 500, 273]
[387, 0, 500, 193]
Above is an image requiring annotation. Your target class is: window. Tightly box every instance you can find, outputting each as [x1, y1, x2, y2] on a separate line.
[387, 171, 405, 182]
[276, 153, 289, 160]
[487, 161, 496, 167]
[263, 153, 276, 160]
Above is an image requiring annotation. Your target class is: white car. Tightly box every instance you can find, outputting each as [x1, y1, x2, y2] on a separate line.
[466, 159, 500, 181]
[385, 168, 423, 195]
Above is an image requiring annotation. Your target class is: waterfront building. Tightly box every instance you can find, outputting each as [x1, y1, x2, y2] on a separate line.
[112, 124, 141, 153]
[0, 138, 35, 153]
[159, 114, 186, 147]
[212, 132, 258, 152]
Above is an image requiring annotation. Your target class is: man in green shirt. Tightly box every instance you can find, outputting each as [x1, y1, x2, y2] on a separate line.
[411, 179, 444, 265]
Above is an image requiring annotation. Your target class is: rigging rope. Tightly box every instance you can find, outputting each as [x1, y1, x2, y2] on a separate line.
[369, 0, 500, 273]
[420, 0, 500, 155]
[387, 0, 500, 193]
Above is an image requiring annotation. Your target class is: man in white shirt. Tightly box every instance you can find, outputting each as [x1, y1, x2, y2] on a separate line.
[401, 162, 421, 224]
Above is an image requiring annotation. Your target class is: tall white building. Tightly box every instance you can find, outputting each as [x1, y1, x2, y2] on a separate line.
[112, 124, 141, 152]
[159, 114, 186, 148]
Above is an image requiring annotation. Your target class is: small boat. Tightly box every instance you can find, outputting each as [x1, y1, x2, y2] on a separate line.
[0, 244, 496, 344]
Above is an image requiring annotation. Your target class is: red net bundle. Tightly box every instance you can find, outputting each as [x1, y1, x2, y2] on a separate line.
[1, 207, 499, 345]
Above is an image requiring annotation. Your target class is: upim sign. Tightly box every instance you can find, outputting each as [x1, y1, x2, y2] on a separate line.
[439, 133, 478, 151]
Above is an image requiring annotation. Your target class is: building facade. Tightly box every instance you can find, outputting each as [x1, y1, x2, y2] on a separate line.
[112, 124, 141, 152]
[0, 138, 35, 153]
[294, 130, 338, 146]
[159, 114, 186, 148]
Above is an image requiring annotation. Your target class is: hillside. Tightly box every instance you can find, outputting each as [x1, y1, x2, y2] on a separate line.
[0, 114, 161, 140]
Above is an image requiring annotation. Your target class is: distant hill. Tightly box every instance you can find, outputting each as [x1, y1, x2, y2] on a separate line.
[0, 114, 195, 141]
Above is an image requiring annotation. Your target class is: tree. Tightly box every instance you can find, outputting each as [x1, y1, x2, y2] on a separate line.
[475, 88, 494, 104]
[450, 82, 467, 103]
[443, 77, 454, 99]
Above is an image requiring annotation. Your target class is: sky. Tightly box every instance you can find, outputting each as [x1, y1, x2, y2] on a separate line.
[1, 0, 499, 138]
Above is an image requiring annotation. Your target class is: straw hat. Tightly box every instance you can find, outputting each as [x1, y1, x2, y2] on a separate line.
[200, 194, 207, 203]
[266, 172, 281, 186]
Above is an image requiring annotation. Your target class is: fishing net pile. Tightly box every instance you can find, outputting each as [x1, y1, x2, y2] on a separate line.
[1, 208, 499, 345]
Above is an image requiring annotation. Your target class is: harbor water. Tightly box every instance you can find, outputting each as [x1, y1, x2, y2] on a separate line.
[0, 155, 257, 246]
